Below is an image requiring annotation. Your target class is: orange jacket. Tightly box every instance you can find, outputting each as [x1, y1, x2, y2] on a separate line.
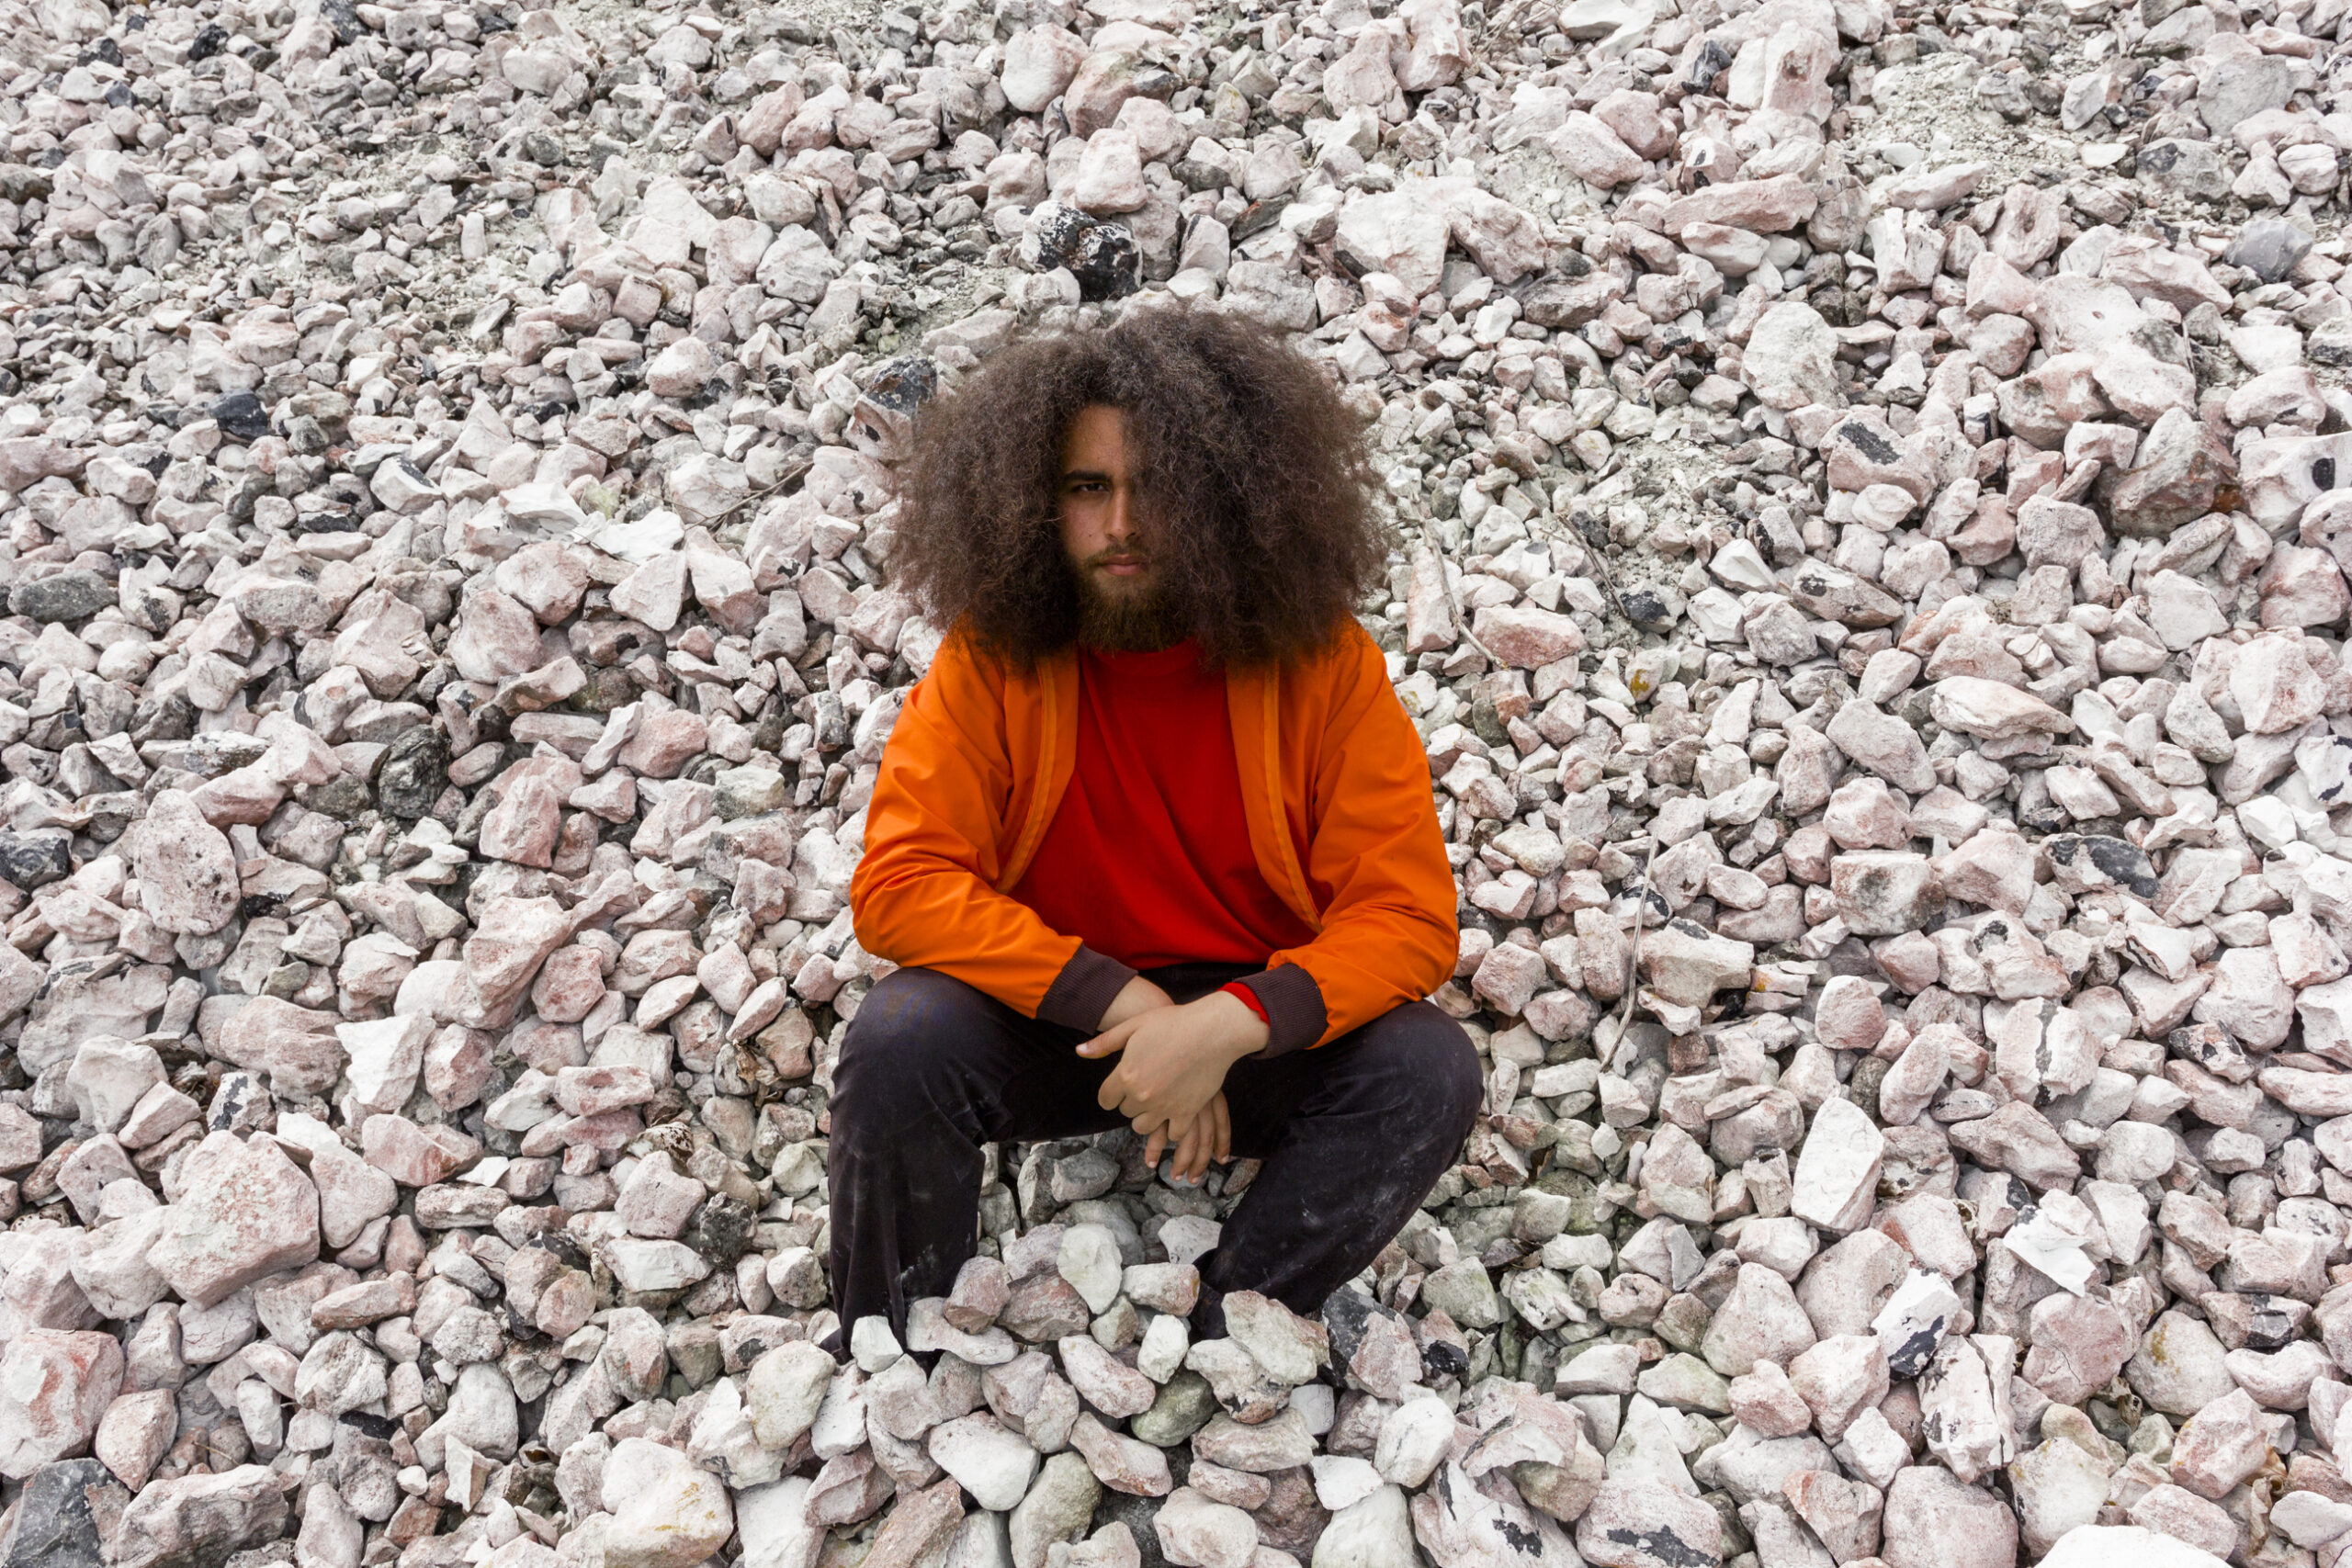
[849, 619, 1459, 1054]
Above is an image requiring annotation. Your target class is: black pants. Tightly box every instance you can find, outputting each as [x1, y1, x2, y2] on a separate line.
[826, 959, 1485, 1343]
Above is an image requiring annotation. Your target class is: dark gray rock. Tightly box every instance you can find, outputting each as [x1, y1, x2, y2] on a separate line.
[377, 727, 451, 820]
[0, 829, 74, 889]
[209, 390, 271, 441]
[10, 570, 112, 625]
[2226, 218, 2313, 284]
[0, 1459, 123, 1568]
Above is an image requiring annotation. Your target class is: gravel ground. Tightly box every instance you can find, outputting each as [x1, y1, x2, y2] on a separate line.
[0, 0, 2348, 1565]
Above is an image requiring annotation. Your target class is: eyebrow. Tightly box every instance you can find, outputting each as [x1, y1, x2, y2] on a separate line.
[1060, 468, 1116, 482]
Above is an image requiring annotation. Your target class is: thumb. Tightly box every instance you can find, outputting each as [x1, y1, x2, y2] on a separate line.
[1076, 1024, 1130, 1059]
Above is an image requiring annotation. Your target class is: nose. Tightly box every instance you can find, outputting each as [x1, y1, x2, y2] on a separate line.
[1104, 488, 1138, 547]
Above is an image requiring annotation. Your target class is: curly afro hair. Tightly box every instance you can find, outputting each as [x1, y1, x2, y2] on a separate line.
[886, 302, 1395, 671]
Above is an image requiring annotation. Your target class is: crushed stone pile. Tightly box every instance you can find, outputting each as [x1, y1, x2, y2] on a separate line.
[7, 0, 2352, 1563]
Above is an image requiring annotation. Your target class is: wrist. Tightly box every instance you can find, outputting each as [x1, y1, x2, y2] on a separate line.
[1204, 987, 1270, 1059]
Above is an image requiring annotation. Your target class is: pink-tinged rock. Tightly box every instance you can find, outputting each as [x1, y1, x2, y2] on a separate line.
[1824, 703, 1936, 795]
[1398, 0, 1467, 91]
[1831, 851, 1940, 936]
[2233, 632, 2328, 734]
[616, 1152, 705, 1239]
[1880, 1462, 2018, 1568]
[96, 1385, 178, 1488]
[461, 896, 571, 1026]
[132, 789, 239, 934]
[480, 772, 563, 867]
[214, 996, 344, 1096]
[1070, 1413, 1172, 1495]
[447, 584, 547, 683]
[1746, 301, 1842, 410]
[2091, 339, 2198, 424]
[2016, 494, 2106, 570]
[1928, 677, 2074, 740]
[493, 540, 591, 625]
[0, 1328, 122, 1476]
[1813, 976, 1886, 1051]
[1575, 1479, 1724, 1568]
[2259, 544, 2350, 628]
[1787, 1334, 1889, 1439]
[1791, 1099, 1883, 1234]
[1728, 1360, 1815, 1438]
[862, 1476, 967, 1568]
[112, 1463, 291, 1568]
[2028, 274, 2145, 355]
[1936, 828, 2035, 916]
[361, 1113, 481, 1186]
[555, 1065, 660, 1115]
[532, 946, 608, 1023]
[684, 528, 762, 633]
[1659, 175, 1817, 236]
[1876, 1028, 1951, 1126]
[2100, 238, 2231, 313]
[612, 550, 688, 634]
[1782, 1470, 1883, 1563]
[1153, 1484, 1258, 1568]
[2105, 410, 2236, 537]
[2021, 1293, 2135, 1405]
[1001, 25, 1085, 113]
[618, 705, 709, 778]
[151, 1133, 320, 1307]
[1823, 777, 1911, 851]
[1471, 604, 1584, 668]
[1949, 1102, 2080, 1190]
[1591, 88, 1672, 157]
[2121, 1492, 2236, 1561]
[1547, 112, 1646, 186]
[646, 336, 716, 399]
[1701, 1263, 1817, 1376]
[1965, 251, 2037, 318]
[2167, 1386, 2272, 1499]
[1443, 186, 1546, 286]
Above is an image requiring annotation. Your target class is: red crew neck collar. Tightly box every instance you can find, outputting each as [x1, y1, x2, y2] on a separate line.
[1081, 637, 1208, 675]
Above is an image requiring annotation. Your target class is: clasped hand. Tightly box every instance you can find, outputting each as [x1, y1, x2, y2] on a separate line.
[1078, 976, 1269, 1184]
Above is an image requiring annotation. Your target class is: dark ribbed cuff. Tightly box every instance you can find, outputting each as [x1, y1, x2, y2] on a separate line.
[1237, 964, 1328, 1058]
[1038, 943, 1140, 1030]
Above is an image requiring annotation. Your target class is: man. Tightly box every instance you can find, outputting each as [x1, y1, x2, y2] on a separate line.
[831, 304, 1480, 1346]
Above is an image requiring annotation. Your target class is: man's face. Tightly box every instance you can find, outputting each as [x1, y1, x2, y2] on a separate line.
[1057, 403, 1172, 651]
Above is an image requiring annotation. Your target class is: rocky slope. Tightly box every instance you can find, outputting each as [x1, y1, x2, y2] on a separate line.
[0, 0, 2350, 1564]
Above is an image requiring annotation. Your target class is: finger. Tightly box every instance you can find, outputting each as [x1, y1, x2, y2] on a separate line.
[1095, 1064, 1129, 1112]
[1178, 1120, 1209, 1185]
[1213, 1094, 1231, 1163]
[1075, 1021, 1136, 1060]
[1170, 1122, 1199, 1184]
[1145, 1122, 1169, 1169]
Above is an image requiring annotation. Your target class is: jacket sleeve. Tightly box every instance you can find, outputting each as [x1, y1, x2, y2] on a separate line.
[848, 642, 1136, 1029]
[1244, 626, 1460, 1054]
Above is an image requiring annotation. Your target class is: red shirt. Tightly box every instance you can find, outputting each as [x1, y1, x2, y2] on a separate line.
[1011, 638, 1317, 972]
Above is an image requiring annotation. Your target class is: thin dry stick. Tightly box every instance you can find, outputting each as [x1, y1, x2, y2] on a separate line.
[1437, 543, 1504, 668]
[1618, 833, 1661, 1041]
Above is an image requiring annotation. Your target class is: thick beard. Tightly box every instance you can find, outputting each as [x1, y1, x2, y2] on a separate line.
[1073, 572, 1176, 652]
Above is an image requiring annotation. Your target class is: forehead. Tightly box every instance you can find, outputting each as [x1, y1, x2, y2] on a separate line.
[1058, 405, 1130, 468]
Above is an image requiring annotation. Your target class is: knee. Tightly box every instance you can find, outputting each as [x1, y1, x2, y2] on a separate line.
[834, 967, 989, 1115]
[1353, 1002, 1486, 1144]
